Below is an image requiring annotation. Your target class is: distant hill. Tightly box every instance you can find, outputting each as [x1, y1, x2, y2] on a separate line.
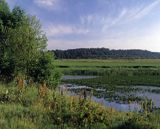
[50, 48, 160, 59]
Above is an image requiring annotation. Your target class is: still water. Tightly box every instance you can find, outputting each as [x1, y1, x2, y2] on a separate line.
[61, 75, 160, 112]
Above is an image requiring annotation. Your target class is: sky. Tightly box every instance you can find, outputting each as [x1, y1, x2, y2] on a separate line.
[6, 0, 160, 52]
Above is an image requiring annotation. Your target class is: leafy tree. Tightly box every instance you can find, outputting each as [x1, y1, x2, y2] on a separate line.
[0, 0, 13, 82]
[8, 15, 47, 78]
[28, 52, 60, 88]
[0, 0, 9, 13]
[0, 0, 60, 87]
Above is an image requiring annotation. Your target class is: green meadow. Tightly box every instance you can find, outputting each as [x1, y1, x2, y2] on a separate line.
[55, 59, 160, 86]
[55, 59, 160, 67]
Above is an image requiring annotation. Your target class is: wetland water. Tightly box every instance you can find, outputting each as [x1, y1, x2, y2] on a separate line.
[62, 75, 98, 80]
[61, 75, 160, 112]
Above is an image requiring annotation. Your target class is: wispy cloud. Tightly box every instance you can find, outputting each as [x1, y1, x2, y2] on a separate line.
[80, 8, 127, 33]
[45, 24, 89, 37]
[80, 14, 104, 25]
[86, 0, 160, 32]
[34, 0, 57, 8]
[103, 8, 127, 30]
[102, 0, 160, 28]
[129, 0, 160, 19]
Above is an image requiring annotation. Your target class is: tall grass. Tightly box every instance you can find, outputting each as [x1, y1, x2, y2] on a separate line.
[0, 84, 159, 129]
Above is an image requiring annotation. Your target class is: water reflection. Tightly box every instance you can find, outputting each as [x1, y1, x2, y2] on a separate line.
[61, 75, 160, 111]
[60, 84, 142, 112]
[62, 75, 98, 80]
[92, 96, 141, 112]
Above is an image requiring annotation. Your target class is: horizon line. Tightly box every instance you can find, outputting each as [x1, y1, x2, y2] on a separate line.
[48, 47, 160, 53]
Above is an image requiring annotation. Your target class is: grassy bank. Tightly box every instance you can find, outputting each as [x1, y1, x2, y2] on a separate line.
[0, 83, 159, 129]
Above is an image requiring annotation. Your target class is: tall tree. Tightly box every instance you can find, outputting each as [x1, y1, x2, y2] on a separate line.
[8, 15, 47, 78]
[0, 1, 60, 86]
[0, 0, 13, 81]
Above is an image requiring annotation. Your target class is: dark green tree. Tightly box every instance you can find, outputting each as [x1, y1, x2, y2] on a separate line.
[0, 0, 14, 82]
[0, 0, 60, 87]
[28, 52, 60, 89]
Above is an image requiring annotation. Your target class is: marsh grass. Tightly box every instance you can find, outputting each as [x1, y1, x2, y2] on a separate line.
[0, 84, 159, 129]
[56, 59, 160, 87]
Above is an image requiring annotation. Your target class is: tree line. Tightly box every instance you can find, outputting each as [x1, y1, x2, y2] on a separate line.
[0, 0, 60, 88]
[52, 48, 160, 59]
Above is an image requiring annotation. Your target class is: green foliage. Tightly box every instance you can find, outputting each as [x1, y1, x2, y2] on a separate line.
[0, 84, 159, 129]
[112, 116, 156, 129]
[7, 15, 47, 75]
[0, 0, 10, 13]
[11, 6, 26, 27]
[0, 1, 27, 80]
[28, 52, 60, 88]
[0, 0, 60, 87]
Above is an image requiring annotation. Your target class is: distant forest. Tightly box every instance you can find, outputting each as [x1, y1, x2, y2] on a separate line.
[51, 48, 160, 59]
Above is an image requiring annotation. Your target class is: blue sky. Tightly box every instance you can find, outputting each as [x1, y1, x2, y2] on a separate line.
[6, 0, 160, 51]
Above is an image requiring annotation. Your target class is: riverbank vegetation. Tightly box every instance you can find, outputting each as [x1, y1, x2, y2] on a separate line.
[0, 83, 159, 129]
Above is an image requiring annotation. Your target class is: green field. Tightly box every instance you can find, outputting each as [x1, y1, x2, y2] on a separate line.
[55, 59, 160, 86]
[54, 59, 160, 67]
